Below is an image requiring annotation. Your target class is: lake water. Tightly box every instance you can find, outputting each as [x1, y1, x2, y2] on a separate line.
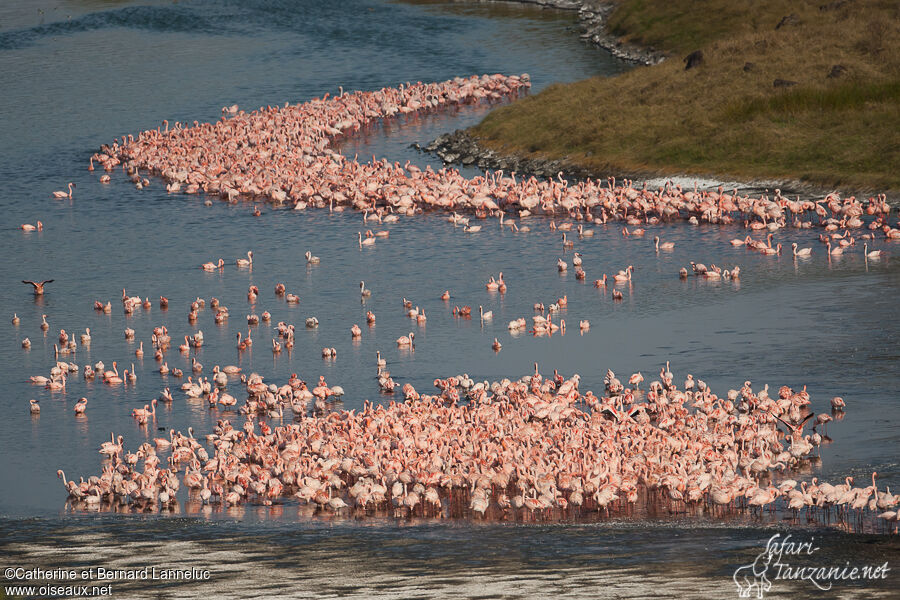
[1, 0, 898, 598]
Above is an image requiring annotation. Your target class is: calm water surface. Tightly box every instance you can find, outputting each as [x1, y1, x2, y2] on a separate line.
[1, 0, 898, 597]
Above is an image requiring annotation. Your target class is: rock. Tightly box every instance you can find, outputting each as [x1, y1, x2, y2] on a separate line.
[423, 127, 587, 181]
[683, 50, 704, 70]
[775, 14, 801, 29]
[827, 64, 847, 78]
[743, 62, 756, 72]
[819, 1, 847, 11]
[773, 79, 799, 88]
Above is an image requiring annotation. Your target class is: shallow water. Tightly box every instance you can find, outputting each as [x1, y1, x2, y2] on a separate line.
[2, 517, 897, 599]
[1, 0, 899, 597]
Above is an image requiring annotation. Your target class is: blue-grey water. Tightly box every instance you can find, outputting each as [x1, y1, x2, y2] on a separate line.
[1, 0, 898, 598]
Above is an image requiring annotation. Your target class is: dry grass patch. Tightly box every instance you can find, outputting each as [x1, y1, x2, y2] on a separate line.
[472, 0, 900, 191]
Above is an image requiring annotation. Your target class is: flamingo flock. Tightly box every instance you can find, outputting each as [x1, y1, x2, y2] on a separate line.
[24, 226, 896, 532]
[89, 75, 897, 243]
[11, 74, 895, 535]
[54, 357, 897, 532]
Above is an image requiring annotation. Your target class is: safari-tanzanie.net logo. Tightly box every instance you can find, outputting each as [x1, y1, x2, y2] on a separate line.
[733, 533, 890, 598]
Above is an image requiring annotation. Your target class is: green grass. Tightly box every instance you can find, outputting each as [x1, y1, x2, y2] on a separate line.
[727, 80, 900, 119]
[471, 0, 900, 191]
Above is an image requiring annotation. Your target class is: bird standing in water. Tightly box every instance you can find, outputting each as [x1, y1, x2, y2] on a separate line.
[23, 279, 54, 295]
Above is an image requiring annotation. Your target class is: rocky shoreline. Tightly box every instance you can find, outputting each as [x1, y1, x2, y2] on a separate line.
[479, 0, 667, 65]
[416, 1, 672, 185]
[417, 129, 858, 200]
[418, 2, 884, 199]
[418, 129, 589, 180]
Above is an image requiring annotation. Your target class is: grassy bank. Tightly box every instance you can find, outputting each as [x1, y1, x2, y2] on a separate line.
[472, 0, 900, 191]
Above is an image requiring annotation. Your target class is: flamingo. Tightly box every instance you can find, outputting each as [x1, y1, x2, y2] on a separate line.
[654, 236, 674, 251]
[236, 251, 253, 267]
[864, 243, 883, 259]
[613, 266, 633, 283]
[52, 183, 75, 198]
[791, 243, 812, 257]
[825, 240, 843, 256]
[479, 305, 493, 322]
[201, 258, 224, 270]
[22, 280, 54, 295]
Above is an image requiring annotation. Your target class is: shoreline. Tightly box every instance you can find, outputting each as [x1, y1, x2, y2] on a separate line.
[472, 0, 667, 65]
[420, 1, 897, 201]
[419, 128, 857, 201]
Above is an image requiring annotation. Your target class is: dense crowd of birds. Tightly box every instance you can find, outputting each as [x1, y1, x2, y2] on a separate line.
[53, 356, 898, 532]
[27, 289, 897, 531]
[16, 75, 897, 532]
[24, 279, 896, 531]
[86, 75, 898, 240]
